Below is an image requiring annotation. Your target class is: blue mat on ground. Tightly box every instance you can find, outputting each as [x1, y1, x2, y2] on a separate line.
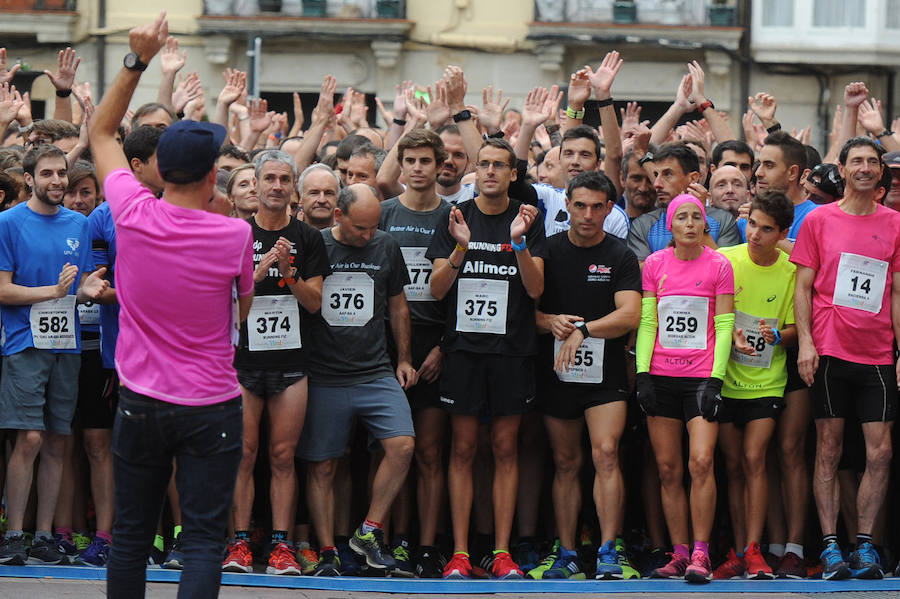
[2, 565, 900, 593]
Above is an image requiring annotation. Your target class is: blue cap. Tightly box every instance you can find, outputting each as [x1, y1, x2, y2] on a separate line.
[156, 120, 227, 184]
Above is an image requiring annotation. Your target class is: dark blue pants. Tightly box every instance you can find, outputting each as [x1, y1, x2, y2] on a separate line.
[106, 387, 242, 599]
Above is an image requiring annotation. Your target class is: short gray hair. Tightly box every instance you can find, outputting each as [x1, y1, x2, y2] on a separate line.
[297, 163, 340, 194]
[254, 149, 297, 179]
[337, 184, 378, 215]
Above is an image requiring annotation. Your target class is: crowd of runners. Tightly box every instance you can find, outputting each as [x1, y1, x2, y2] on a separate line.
[0, 13, 899, 598]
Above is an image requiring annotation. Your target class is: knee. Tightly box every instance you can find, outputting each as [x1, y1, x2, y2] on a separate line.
[590, 439, 618, 474]
[16, 430, 44, 458]
[268, 443, 297, 474]
[241, 438, 259, 467]
[310, 460, 337, 484]
[554, 446, 583, 478]
[656, 460, 682, 487]
[83, 436, 111, 462]
[867, 442, 892, 471]
[742, 450, 766, 477]
[688, 451, 714, 481]
[816, 438, 842, 466]
[780, 435, 804, 461]
[385, 437, 415, 466]
[491, 435, 518, 466]
[450, 437, 477, 465]
[415, 439, 443, 473]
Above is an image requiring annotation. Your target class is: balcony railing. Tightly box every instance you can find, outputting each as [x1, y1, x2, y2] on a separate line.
[534, 0, 739, 27]
[203, 0, 405, 18]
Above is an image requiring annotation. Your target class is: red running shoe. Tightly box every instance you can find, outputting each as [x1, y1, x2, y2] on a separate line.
[744, 542, 774, 580]
[222, 539, 253, 573]
[266, 541, 302, 575]
[443, 552, 473, 580]
[713, 548, 746, 579]
[490, 551, 524, 579]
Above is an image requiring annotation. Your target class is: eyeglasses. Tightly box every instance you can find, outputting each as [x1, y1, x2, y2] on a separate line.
[476, 161, 511, 170]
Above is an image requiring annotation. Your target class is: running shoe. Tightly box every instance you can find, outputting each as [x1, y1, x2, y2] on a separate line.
[77, 536, 110, 567]
[713, 548, 746, 579]
[295, 541, 318, 575]
[336, 541, 361, 576]
[512, 539, 539, 573]
[266, 541, 301, 575]
[27, 536, 65, 565]
[223, 539, 253, 573]
[745, 542, 774, 579]
[163, 537, 184, 569]
[684, 550, 713, 583]
[544, 552, 585, 579]
[651, 552, 689, 579]
[55, 533, 79, 563]
[849, 541, 883, 579]
[415, 546, 445, 578]
[775, 551, 806, 579]
[349, 527, 396, 570]
[526, 540, 559, 580]
[312, 548, 341, 576]
[73, 532, 91, 552]
[443, 552, 472, 579]
[820, 542, 850, 580]
[0, 534, 26, 565]
[595, 540, 623, 579]
[615, 538, 641, 580]
[490, 550, 524, 579]
[390, 536, 415, 577]
[641, 546, 669, 578]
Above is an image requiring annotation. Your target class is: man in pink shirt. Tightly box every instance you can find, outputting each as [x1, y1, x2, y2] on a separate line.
[88, 13, 254, 599]
[792, 135, 900, 581]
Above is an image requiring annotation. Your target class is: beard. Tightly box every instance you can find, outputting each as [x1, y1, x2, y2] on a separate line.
[34, 183, 64, 207]
[436, 167, 462, 188]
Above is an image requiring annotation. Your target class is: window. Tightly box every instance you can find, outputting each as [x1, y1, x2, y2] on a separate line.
[887, 0, 900, 28]
[761, 0, 793, 26]
[813, 0, 865, 27]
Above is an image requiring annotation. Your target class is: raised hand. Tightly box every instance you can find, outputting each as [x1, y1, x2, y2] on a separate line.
[748, 92, 777, 124]
[72, 80, 92, 105]
[674, 73, 694, 112]
[159, 36, 186, 76]
[172, 71, 202, 114]
[404, 86, 427, 125]
[249, 98, 273, 133]
[510, 203, 538, 241]
[587, 50, 623, 99]
[311, 74, 337, 126]
[620, 101, 642, 132]
[425, 81, 451, 129]
[480, 85, 509, 133]
[686, 60, 707, 104]
[218, 68, 246, 106]
[448, 205, 471, 248]
[567, 68, 591, 109]
[858, 98, 886, 134]
[843, 81, 869, 108]
[291, 92, 304, 131]
[0, 83, 23, 126]
[522, 86, 552, 129]
[44, 47, 80, 91]
[0, 48, 21, 86]
[443, 65, 467, 112]
[348, 90, 368, 128]
[128, 10, 169, 64]
[392, 80, 412, 122]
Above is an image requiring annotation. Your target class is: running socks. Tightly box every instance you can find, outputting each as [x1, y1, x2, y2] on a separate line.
[360, 519, 382, 535]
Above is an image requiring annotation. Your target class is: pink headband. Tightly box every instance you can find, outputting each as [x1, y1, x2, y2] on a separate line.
[666, 194, 706, 231]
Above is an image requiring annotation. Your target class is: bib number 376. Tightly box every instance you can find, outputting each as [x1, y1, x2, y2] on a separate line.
[322, 272, 374, 327]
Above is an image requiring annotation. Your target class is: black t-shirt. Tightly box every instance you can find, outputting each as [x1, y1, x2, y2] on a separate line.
[425, 198, 546, 356]
[235, 216, 331, 370]
[303, 228, 410, 385]
[378, 196, 452, 326]
[538, 232, 641, 389]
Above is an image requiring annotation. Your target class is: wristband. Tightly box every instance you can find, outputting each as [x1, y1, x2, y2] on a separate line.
[452, 109, 472, 123]
[565, 106, 585, 120]
[55, 88, 72, 98]
[392, 117, 407, 127]
[511, 236, 527, 252]
[698, 99, 714, 112]
[770, 328, 782, 345]
[877, 129, 894, 139]
[455, 242, 467, 253]
[596, 97, 613, 108]
[766, 123, 781, 133]
[448, 260, 460, 270]
[486, 130, 505, 139]
[176, 110, 186, 119]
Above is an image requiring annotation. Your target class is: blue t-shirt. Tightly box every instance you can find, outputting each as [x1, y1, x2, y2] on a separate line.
[0, 203, 94, 355]
[88, 202, 119, 368]
[736, 199, 818, 243]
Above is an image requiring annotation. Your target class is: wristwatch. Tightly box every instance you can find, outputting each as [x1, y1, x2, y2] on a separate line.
[124, 52, 149, 72]
[452, 109, 472, 123]
[575, 321, 590, 339]
[638, 152, 654, 166]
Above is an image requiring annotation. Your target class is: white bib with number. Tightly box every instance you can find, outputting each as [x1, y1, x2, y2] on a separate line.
[657, 295, 708, 350]
[554, 337, 605, 384]
[456, 278, 508, 335]
[77, 301, 100, 326]
[731, 310, 777, 368]
[832, 252, 888, 314]
[30, 295, 76, 350]
[401, 247, 434, 302]
[248, 295, 302, 351]
[322, 272, 374, 327]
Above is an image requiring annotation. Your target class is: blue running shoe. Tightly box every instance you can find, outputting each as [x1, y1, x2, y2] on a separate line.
[820, 542, 850, 580]
[78, 536, 110, 567]
[544, 551, 586, 579]
[337, 541, 362, 576]
[849, 542, 883, 579]
[595, 540, 623, 579]
[54, 533, 79, 564]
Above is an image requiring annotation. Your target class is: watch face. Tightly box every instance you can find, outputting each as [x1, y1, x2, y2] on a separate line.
[124, 53, 137, 68]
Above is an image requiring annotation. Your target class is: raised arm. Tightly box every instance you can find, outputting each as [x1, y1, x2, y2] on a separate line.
[687, 60, 735, 142]
[588, 51, 624, 194]
[288, 74, 337, 173]
[650, 73, 694, 145]
[155, 36, 185, 112]
[45, 47, 80, 123]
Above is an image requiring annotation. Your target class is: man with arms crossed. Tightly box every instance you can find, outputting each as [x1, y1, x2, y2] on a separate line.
[89, 14, 255, 598]
[792, 136, 900, 580]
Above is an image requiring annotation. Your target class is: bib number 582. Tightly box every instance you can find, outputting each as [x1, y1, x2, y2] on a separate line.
[38, 315, 68, 333]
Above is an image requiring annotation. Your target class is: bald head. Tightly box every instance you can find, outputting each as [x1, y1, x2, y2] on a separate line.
[538, 146, 566, 189]
[709, 165, 748, 217]
[335, 183, 381, 247]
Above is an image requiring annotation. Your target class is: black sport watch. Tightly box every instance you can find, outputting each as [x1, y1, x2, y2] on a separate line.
[575, 321, 590, 339]
[124, 52, 149, 72]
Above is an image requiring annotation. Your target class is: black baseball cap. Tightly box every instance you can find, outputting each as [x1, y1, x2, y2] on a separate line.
[156, 120, 227, 184]
[807, 163, 843, 198]
[883, 151, 900, 169]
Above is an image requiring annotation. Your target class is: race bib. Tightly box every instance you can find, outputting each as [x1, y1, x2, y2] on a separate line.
[322, 272, 374, 327]
[657, 295, 708, 350]
[456, 278, 508, 335]
[30, 295, 76, 350]
[401, 247, 434, 302]
[833, 252, 888, 314]
[554, 337, 605, 384]
[730, 310, 777, 369]
[77, 301, 100, 326]
[248, 295, 301, 351]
